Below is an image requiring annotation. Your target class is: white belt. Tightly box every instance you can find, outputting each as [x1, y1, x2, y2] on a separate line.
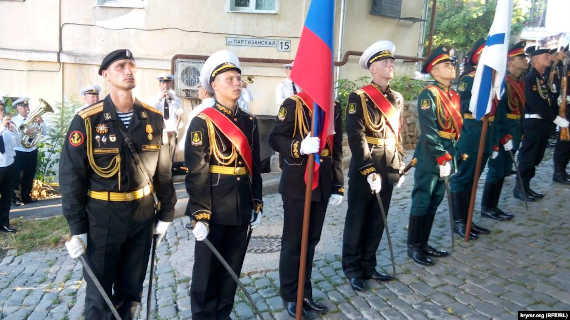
[525, 114, 543, 119]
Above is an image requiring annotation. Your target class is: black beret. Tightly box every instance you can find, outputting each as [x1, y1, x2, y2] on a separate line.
[98, 49, 135, 75]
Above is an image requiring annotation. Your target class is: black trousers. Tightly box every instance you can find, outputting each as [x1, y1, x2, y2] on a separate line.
[15, 149, 38, 202]
[191, 223, 249, 320]
[518, 126, 550, 186]
[84, 197, 154, 320]
[342, 173, 394, 279]
[553, 138, 570, 171]
[279, 196, 328, 302]
[0, 163, 16, 227]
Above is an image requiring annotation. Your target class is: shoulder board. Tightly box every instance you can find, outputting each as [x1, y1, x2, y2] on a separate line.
[426, 85, 440, 97]
[78, 102, 104, 119]
[354, 89, 365, 95]
[139, 101, 163, 116]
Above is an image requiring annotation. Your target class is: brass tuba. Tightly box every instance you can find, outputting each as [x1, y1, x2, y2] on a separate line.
[19, 98, 53, 148]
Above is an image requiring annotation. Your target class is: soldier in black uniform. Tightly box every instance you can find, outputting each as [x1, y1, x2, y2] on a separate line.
[550, 46, 570, 184]
[516, 47, 569, 200]
[342, 40, 403, 292]
[186, 50, 263, 320]
[270, 91, 344, 317]
[61, 49, 177, 320]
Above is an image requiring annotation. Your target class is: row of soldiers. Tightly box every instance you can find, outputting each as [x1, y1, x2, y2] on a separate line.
[58, 37, 568, 320]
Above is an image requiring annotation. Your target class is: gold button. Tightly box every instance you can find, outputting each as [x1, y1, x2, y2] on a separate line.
[237, 177, 241, 181]
[234, 118, 238, 121]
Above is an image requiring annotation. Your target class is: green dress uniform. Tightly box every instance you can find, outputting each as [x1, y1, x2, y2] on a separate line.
[449, 69, 496, 233]
[342, 82, 403, 283]
[60, 96, 177, 319]
[550, 51, 570, 184]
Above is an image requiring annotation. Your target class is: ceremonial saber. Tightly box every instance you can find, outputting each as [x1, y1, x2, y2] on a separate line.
[146, 235, 158, 320]
[508, 150, 528, 210]
[185, 224, 264, 320]
[442, 176, 455, 251]
[400, 158, 417, 176]
[79, 255, 122, 320]
[374, 191, 396, 276]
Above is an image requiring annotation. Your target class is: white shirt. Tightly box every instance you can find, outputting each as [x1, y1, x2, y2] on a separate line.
[275, 79, 300, 109]
[154, 90, 183, 133]
[12, 114, 47, 152]
[237, 87, 253, 113]
[0, 126, 18, 167]
[187, 98, 215, 124]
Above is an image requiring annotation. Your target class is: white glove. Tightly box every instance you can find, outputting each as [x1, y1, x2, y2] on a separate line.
[251, 211, 262, 228]
[396, 175, 405, 188]
[503, 139, 513, 152]
[553, 116, 569, 128]
[439, 161, 451, 178]
[491, 150, 499, 159]
[192, 221, 209, 241]
[366, 173, 382, 193]
[300, 136, 320, 155]
[65, 234, 87, 259]
[153, 220, 171, 247]
[329, 194, 343, 206]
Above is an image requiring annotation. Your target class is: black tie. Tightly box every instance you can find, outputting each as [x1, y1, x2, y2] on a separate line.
[164, 99, 170, 120]
[0, 136, 5, 153]
[292, 82, 297, 95]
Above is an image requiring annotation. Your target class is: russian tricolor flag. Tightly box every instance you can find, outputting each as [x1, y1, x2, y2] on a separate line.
[469, 0, 513, 119]
[290, 0, 335, 190]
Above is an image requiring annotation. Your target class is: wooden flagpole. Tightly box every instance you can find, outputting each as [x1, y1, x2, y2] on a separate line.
[295, 108, 317, 320]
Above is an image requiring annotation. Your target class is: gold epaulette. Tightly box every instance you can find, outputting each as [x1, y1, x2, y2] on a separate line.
[354, 89, 365, 95]
[78, 102, 104, 119]
[139, 101, 163, 116]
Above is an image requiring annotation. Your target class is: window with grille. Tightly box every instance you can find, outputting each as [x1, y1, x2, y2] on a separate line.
[228, 0, 278, 13]
[370, 0, 402, 19]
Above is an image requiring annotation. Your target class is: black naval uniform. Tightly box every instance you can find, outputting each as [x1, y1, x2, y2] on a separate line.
[60, 96, 177, 319]
[550, 59, 570, 183]
[186, 102, 262, 320]
[342, 83, 404, 280]
[269, 96, 343, 304]
[517, 67, 557, 196]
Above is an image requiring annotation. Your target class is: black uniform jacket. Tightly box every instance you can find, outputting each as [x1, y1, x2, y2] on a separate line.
[345, 84, 404, 184]
[524, 67, 557, 129]
[269, 96, 344, 201]
[60, 95, 177, 235]
[185, 103, 263, 226]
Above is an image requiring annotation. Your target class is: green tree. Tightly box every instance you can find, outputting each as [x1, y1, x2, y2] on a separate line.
[426, 0, 529, 57]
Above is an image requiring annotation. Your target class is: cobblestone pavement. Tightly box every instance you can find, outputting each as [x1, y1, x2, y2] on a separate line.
[1, 150, 569, 319]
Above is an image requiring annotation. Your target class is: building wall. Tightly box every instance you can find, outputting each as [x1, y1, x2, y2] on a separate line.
[0, 0, 426, 115]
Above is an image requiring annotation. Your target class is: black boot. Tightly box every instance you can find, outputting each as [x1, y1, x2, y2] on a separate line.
[407, 215, 433, 266]
[553, 164, 570, 185]
[481, 182, 506, 221]
[513, 177, 536, 202]
[452, 191, 478, 240]
[493, 178, 513, 220]
[117, 301, 140, 320]
[422, 212, 448, 257]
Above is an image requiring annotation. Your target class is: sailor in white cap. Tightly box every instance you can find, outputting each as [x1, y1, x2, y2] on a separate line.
[185, 49, 262, 319]
[77, 85, 101, 112]
[154, 73, 183, 157]
[12, 97, 47, 204]
[342, 40, 405, 291]
[275, 61, 300, 111]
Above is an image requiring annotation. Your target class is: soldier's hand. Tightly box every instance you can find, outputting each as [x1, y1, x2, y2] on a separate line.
[192, 221, 209, 241]
[553, 116, 569, 128]
[65, 234, 87, 259]
[367, 173, 382, 193]
[503, 139, 513, 152]
[396, 175, 405, 188]
[329, 194, 343, 206]
[153, 220, 171, 247]
[491, 146, 499, 159]
[439, 162, 451, 178]
[250, 211, 262, 228]
[300, 136, 320, 155]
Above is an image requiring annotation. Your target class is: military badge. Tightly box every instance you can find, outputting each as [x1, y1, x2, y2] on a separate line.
[141, 111, 148, 119]
[146, 124, 153, 141]
[191, 131, 202, 146]
[109, 134, 116, 142]
[102, 135, 107, 143]
[421, 99, 430, 110]
[95, 123, 108, 134]
[278, 106, 287, 121]
[458, 82, 466, 92]
[348, 103, 357, 114]
[68, 130, 84, 147]
[104, 112, 112, 120]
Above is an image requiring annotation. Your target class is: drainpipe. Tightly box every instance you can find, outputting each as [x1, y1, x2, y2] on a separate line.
[334, 0, 347, 98]
[59, 0, 64, 107]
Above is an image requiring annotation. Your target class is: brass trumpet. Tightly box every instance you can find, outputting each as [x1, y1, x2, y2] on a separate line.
[20, 98, 53, 148]
[243, 76, 254, 84]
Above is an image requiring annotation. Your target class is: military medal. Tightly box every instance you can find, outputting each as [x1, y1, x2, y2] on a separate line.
[109, 134, 116, 142]
[146, 124, 153, 141]
[96, 123, 108, 135]
[95, 135, 101, 147]
[102, 135, 107, 144]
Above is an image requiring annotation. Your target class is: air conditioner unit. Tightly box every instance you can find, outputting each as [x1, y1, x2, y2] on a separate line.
[174, 58, 205, 99]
